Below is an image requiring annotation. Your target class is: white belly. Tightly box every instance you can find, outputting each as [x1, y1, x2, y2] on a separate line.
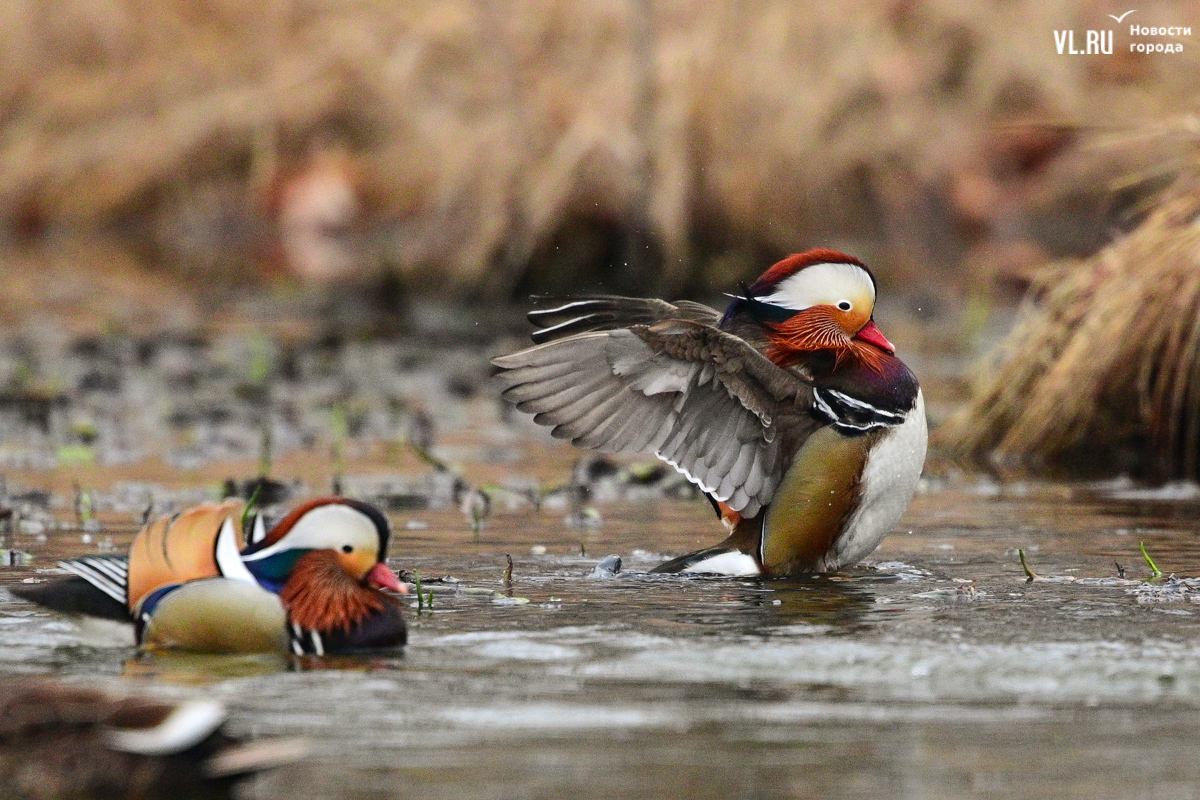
[680, 550, 761, 576]
[824, 389, 927, 569]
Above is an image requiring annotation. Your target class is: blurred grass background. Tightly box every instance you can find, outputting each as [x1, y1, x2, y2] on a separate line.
[1, 0, 1196, 307]
[2, 0, 1200, 479]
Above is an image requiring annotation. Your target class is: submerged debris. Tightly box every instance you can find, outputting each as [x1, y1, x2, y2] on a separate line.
[954, 580, 978, 601]
[1127, 574, 1200, 604]
[586, 555, 623, 580]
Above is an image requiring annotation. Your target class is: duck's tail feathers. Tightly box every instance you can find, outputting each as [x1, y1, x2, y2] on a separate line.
[59, 556, 129, 605]
[9, 576, 130, 621]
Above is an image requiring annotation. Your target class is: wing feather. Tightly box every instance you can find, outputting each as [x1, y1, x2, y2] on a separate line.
[494, 318, 814, 515]
[528, 296, 722, 344]
[527, 375, 623, 419]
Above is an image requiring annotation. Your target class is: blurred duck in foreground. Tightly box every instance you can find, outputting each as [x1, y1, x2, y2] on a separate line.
[0, 679, 305, 800]
[493, 249, 927, 577]
[14, 498, 407, 655]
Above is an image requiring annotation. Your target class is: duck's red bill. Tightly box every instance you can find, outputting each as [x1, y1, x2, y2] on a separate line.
[367, 562, 407, 594]
[854, 320, 895, 355]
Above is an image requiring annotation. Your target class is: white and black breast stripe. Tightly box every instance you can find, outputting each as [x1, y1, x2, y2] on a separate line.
[812, 388, 907, 434]
[288, 622, 325, 656]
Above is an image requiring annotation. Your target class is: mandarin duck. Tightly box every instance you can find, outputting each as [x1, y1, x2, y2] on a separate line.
[0, 679, 305, 800]
[14, 497, 407, 655]
[492, 249, 927, 577]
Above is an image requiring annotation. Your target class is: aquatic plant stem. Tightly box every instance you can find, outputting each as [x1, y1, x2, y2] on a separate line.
[1140, 541, 1163, 579]
[240, 483, 262, 533]
[330, 404, 347, 496]
[1018, 549, 1038, 582]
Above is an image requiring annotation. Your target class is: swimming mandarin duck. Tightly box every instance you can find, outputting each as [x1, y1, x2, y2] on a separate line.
[0, 679, 305, 800]
[492, 249, 927, 577]
[14, 497, 408, 654]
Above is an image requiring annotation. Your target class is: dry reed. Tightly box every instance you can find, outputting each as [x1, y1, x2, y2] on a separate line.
[941, 161, 1200, 480]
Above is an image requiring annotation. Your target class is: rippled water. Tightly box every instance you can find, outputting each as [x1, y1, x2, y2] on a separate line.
[4, 476, 1200, 799]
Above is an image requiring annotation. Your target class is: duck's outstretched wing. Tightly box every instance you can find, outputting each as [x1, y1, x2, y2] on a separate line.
[494, 318, 816, 517]
[528, 295, 721, 344]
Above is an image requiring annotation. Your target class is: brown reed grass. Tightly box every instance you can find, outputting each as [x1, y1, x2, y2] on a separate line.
[0, 0, 1197, 294]
[940, 152, 1200, 480]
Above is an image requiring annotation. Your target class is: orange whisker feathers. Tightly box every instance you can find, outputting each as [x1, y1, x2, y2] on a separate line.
[281, 550, 392, 634]
[765, 307, 886, 373]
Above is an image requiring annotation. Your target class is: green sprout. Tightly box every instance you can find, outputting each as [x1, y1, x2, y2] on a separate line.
[330, 404, 348, 495]
[247, 334, 272, 385]
[409, 441, 451, 472]
[74, 485, 93, 526]
[140, 493, 154, 527]
[1018, 549, 1038, 582]
[258, 417, 273, 479]
[241, 483, 262, 533]
[1140, 541, 1163, 579]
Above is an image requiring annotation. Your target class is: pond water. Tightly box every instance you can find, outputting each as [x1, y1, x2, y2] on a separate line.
[0, 318, 1197, 799]
[3, 476, 1200, 800]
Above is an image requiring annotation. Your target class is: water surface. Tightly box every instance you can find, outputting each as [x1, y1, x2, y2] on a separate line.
[3, 478, 1200, 800]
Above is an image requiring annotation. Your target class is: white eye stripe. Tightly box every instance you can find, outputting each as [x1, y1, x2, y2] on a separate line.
[756, 262, 875, 312]
[242, 504, 379, 562]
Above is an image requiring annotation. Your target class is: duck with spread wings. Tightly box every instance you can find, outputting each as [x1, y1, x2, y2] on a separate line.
[492, 249, 927, 577]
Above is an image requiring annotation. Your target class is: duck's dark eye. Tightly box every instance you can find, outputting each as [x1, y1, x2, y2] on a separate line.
[342, 545, 353, 554]
[837, 301, 852, 311]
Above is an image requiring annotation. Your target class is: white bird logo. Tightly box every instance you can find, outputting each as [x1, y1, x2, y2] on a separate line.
[1108, 9, 1136, 22]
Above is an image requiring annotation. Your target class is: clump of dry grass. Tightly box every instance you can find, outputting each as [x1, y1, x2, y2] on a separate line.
[941, 156, 1200, 480]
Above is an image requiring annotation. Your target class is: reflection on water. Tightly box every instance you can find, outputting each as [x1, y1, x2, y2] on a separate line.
[758, 577, 881, 631]
[3, 480, 1200, 799]
[122, 651, 293, 684]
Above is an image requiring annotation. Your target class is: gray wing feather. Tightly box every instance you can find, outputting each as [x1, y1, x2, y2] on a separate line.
[529, 296, 722, 344]
[494, 320, 812, 517]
